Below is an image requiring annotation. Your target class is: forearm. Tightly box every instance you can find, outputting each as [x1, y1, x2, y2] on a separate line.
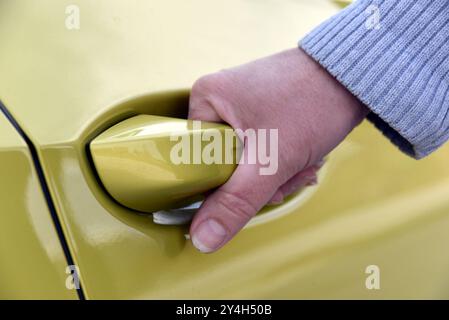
[300, 0, 449, 158]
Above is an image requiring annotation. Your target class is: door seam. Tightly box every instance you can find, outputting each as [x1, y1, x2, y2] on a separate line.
[0, 99, 86, 300]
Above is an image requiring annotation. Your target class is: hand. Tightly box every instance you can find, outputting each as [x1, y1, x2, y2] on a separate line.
[188, 48, 368, 253]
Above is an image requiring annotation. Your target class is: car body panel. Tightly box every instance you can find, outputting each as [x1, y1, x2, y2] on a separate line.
[1, 0, 449, 299]
[0, 111, 77, 299]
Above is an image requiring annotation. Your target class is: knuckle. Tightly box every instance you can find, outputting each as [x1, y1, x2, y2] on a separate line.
[190, 72, 237, 125]
[190, 75, 220, 107]
[191, 74, 221, 96]
[215, 189, 258, 221]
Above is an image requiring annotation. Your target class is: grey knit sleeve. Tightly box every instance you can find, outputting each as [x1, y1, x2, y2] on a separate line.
[300, 0, 449, 159]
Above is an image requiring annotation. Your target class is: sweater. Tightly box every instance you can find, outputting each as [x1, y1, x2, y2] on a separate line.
[300, 0, 449, 158]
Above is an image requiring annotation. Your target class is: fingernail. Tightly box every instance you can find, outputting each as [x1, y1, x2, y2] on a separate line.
[269, 193, 284, 205]
[192, 219, 227, 253]
[305, 176, 318, 186]
[269, 199, 283, 205]
[316, 159, 326, 168]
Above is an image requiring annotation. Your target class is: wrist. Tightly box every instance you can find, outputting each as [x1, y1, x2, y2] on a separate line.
[297, 48, 369, 163]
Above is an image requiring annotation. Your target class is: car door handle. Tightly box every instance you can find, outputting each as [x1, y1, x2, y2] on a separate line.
[90, 114, 241, 214]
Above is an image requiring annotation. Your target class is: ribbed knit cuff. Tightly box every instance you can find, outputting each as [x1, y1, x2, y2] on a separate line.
[300, 0, 449, 159]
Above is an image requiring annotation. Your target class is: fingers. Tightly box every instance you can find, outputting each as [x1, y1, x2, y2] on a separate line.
[268, 172, 316, 205]
[190, 163, 281, 253]
[268, 161, 324, 205]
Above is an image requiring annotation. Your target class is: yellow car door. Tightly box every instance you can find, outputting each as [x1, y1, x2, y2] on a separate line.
[2, 0, 449, 299]
[0, 104, 78, 299]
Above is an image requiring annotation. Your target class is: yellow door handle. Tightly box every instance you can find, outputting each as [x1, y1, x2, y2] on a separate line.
[90, 115, 241, 213]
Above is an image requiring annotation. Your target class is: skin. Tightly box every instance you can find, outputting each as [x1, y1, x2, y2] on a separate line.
[189, 48, 369, 253]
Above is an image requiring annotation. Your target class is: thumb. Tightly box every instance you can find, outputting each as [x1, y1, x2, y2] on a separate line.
[190, 163, 281, 253]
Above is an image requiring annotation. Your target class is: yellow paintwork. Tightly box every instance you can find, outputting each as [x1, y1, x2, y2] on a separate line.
[90, 115, 240, 212]
[1, 0, 449, 299]
[0, 113, 77, 299]
[334, 0, 353, 8]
